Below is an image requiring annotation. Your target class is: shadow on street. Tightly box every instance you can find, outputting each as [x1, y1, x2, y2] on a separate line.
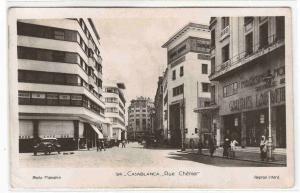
[166, 152, 283, 167]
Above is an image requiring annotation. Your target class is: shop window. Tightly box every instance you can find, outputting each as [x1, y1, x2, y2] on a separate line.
[222, 44, 229, 63]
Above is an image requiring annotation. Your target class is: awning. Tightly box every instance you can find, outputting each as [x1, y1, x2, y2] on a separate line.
[90, 124, 104, 139]
[193, 105, 219, 113]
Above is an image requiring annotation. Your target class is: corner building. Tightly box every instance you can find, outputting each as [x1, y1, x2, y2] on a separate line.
[162, 23, 211, 147]
[103, 83, 126, 142]
[17, 19, 105, 152]
[207, 17, 286, 148]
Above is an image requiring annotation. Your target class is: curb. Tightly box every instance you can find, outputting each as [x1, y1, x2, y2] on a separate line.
[182, 151, 286, 166]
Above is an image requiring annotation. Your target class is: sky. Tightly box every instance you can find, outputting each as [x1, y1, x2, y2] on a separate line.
[94, 8, 210, 103]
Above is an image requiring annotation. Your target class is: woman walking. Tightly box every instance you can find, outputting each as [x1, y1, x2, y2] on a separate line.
[260, 135, 267, 161]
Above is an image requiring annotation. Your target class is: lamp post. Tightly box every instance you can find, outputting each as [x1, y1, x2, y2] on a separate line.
[263, 72, 274, 161]
[181, 87, 186, 151]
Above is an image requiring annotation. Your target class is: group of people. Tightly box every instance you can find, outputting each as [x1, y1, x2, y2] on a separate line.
[195, 135, 269, 161]
[222, 138, 239, 158]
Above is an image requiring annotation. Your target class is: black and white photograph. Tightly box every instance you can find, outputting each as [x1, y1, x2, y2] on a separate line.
[7, 7, 294, 189]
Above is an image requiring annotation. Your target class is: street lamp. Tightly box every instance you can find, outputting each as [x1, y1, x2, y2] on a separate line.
[263, 72, 274, 161]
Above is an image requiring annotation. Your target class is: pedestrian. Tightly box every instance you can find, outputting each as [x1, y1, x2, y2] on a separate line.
[208, 137, 215, 157]
[260, 135, 267, 161]
[230, 139, 239, 158]
[223, 138, 230, 158]
[87, 139, 91, 151]
[100, 139, 106, 151]
[121, 139, 126, 148]
[198, 140, 203, 155]
[96, 139, 100, 152]
[190, 138, 195, 152]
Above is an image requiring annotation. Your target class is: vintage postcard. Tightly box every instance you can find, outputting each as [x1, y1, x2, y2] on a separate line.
[8, 7, 294, 189]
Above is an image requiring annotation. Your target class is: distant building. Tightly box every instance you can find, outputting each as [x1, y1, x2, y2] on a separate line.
[162, 68, 169, 141]
[127, 97, 154, 141]
[103, 83, 126, 142]
[195, 17, 286, 148]
[17, 19, 105, 152]
[162, 23, 211, 147]
[154, 76, 164, 140]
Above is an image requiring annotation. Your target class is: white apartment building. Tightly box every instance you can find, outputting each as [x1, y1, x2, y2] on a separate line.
[162, 23, 211, 147]
[17, 19, 105, 152]
[103, 83, 126, 142]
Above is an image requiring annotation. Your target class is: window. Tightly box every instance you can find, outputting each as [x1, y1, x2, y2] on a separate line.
[46, 93, 59, 105]
[223, 82, 238, 97]
[245, 32, 253, 55]
[17, 22, 78, 42]
[221, 17, 229, 29]
[71, 94, 82, 106]
[54, 30, 65, 40]
[18, 46, 79, 64]
[172, 70, 176, 80]
[180, 66, 184, 77]
[244, 17, 253, 25]
[276, 16, 285, 40]
[202, 83, 210, 92]
[211, 29, 215, 48]
[59, 94, 71, 105]
[202, 64, 208, 74]
[222, 44, 230, 63]
[210, 85, 216, 104]
[18, 91, 30, 104]
[211, 57, 215, 74]
[31, 92, 46, 105]
[173, 84, 184, 96]
[259, 22, 269, 48]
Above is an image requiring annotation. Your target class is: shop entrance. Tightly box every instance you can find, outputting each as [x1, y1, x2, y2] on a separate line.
[169, 103, 182, 148]
[245, 109, 268, 147]
[276, 105, 286, 148]
[223, 114, 241, 143]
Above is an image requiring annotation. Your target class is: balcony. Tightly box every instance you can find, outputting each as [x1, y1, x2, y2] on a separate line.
[220, 25, 230, 41]
[210, 34, 284, 81]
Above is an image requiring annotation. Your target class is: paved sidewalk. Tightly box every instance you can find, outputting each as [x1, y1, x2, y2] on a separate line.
[183, 147, 287, 166]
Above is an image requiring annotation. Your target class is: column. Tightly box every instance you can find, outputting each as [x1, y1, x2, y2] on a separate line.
[271, 106, 277, 147]
[73, 120, 79, 150]
[33, 120, 39, 139]
[219, 116, 224, 146]
[241, 112, 247, 148]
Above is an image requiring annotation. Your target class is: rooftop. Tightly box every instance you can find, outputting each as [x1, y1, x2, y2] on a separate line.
[162, 22, 209, 48]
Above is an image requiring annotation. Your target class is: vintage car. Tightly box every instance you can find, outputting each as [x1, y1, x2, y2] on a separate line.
[33, 138, 61, 156]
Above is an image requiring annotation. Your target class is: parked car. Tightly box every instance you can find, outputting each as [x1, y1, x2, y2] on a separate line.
[33, 138, 61, 156]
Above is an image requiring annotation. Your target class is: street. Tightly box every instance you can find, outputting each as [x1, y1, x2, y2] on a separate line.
[19, 142, 281, 168]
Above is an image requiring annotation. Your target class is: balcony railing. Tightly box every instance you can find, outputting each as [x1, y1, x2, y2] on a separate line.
[210, 34, 284, 80]
[220, 25, 230, 41]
